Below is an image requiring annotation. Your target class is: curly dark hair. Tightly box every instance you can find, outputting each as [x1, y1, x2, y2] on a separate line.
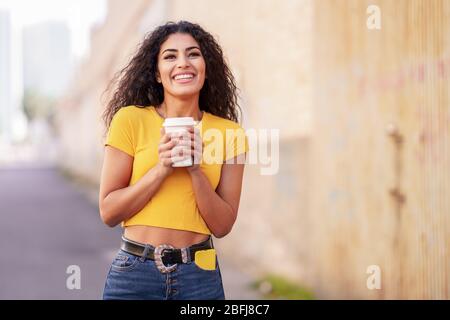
[102, 20, 241, 131]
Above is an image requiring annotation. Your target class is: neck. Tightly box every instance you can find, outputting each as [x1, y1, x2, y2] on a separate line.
[162, 94, 203, 121]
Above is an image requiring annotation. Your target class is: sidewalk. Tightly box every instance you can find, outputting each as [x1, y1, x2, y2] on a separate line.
[219, 260, 262, 299]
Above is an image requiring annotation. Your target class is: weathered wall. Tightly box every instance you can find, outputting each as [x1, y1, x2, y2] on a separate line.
[168, 0, 313, 137]
[312, 0, 450, 299]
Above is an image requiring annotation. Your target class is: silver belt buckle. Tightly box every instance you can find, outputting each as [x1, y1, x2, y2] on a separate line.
[154, 244, 177, 274]
[154, 244, 189, 273]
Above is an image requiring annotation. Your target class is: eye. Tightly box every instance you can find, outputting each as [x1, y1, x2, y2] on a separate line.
[189, 52, 201, 57]
[164, 54, 176, 60]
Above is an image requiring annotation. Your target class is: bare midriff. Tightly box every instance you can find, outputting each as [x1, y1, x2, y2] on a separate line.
[123, 225, 210, 248]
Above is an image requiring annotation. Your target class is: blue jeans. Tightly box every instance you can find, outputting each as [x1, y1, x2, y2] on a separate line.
[102, 249, 226, 300]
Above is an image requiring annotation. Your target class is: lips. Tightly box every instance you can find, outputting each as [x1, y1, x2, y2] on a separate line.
[172, 72, 196, 83]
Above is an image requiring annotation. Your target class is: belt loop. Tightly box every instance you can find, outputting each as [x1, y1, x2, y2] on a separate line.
[140, 244, 151, 262]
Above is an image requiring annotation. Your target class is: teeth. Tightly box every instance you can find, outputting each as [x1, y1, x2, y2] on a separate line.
[174, 74, 194, 80]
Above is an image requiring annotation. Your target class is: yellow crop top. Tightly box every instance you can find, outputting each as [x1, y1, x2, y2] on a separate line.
[104, 105, 249, 235]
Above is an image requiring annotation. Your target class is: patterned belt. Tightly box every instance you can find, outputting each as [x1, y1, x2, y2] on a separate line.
[120, 235, 214, 273]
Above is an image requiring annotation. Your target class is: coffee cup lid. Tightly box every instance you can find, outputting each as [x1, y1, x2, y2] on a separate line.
[163, 117, 196, 127]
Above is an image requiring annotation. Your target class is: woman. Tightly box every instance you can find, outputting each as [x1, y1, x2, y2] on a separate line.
[99, 21, 248, 300]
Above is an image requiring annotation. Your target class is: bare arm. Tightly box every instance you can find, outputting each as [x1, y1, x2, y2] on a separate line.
[180, 126, 246, 238]
[98, 129, 178, 227]
[188, 156, 246, 238]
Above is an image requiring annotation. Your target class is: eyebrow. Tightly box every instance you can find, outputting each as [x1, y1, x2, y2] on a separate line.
[161, 46, 201, 54]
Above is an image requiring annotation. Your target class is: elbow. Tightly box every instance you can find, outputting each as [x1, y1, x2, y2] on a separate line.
[99, 204, 119, 228]
[213, 231, 229, 239]
[212, 225, 233, 239]
[212, 209, 237, 239]
[104, 217, 118, 228]
[100, 211, 117, 228]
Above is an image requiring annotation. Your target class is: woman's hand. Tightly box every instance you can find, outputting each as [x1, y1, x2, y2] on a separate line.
[173, 126, 203, 175]
[187, 126, 204, 174]
[156, 127, 178, 177]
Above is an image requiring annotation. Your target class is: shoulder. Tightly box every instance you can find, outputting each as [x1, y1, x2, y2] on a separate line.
[111, 105, 152, 127]
[114, 105, 149, 120]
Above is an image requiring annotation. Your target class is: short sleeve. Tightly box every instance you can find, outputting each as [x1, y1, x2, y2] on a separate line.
[224, 126, 249, 162]
[104, 108, 135, 157]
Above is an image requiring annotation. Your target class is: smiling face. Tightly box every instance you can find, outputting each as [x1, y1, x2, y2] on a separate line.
[157, 33, 206, 99]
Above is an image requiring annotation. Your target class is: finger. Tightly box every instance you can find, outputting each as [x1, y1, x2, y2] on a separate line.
[170, 155, 188, 164]
[192, 137, 203, 150]
[192, 150, 203, 165]
[160, 128, 170, 143]
[158, 140, 177, 153]
[169, 131, 181, 139]
[161, 158, 173, 167]
[175, 139, 192, 147]
[170, 146, 191, 158]
[183, 131, 193, 141]
[162, 152, 188, 166]
[190, 132, 201, 145]
[160, 150, 174, 160]
[160, 135, 171, 145]
[170, 132, 187, 144]
[174, 130, 191, 139]
[158, 140, 177, 152]
[193, 127, 201, 139]
[191, 140, 201, 150]
[184, 147, 202, 159]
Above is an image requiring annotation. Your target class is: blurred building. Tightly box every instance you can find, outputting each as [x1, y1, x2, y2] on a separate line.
[56, 0, 450, 299]
[23, 21, 72, 98]
[0, 10, 12, 143]
[0, 9, 28, 147]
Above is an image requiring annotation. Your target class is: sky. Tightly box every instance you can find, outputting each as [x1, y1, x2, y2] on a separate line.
[0, 0, 107, 142]
[0, 0, 107, 58]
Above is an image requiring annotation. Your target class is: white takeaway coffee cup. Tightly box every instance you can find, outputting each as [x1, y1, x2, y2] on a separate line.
[163, 117, 197, 167]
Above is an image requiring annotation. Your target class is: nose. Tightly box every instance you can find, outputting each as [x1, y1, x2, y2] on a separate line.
[177, 54, 190, 69]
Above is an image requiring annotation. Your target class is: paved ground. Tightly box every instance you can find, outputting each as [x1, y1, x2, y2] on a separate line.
[0, 165, 260, 300]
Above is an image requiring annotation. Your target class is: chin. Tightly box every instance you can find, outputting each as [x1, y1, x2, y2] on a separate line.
[171, 87, 202, 98]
